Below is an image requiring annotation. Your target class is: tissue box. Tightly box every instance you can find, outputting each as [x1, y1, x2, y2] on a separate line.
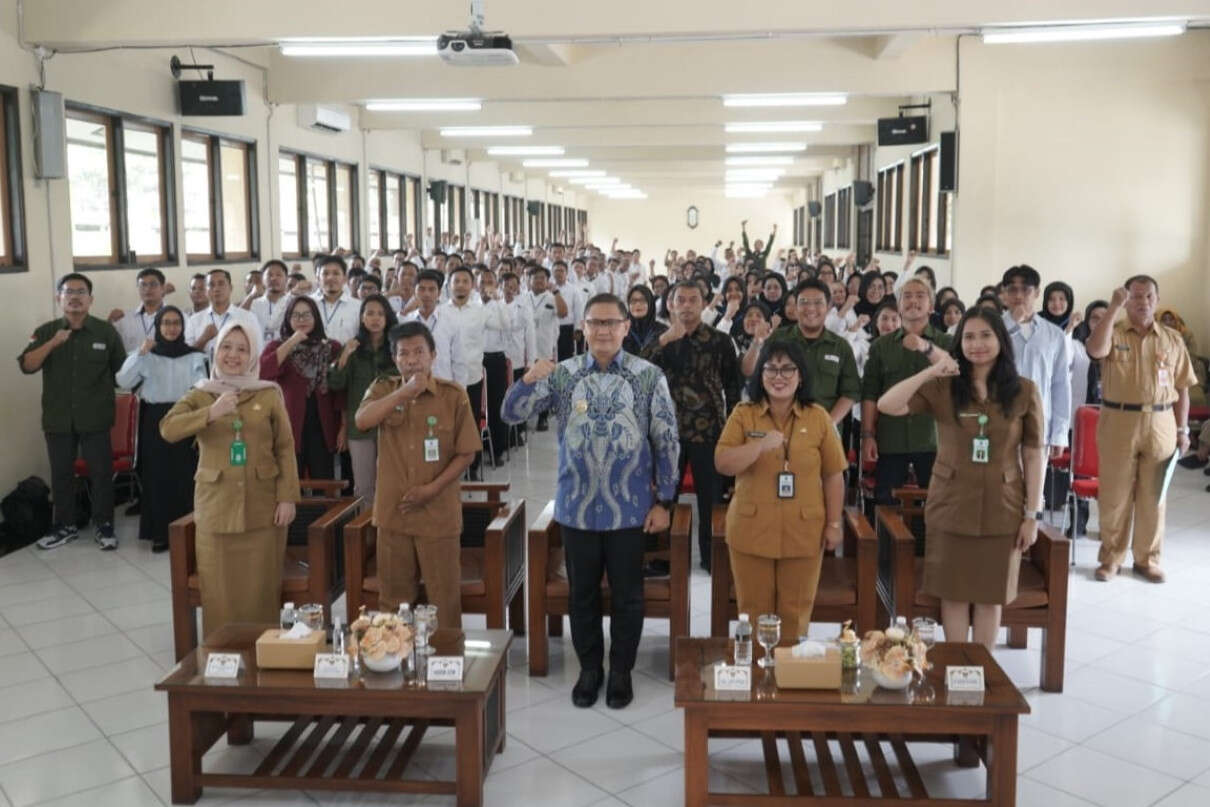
[773, 645, 842, 689]
[254, 628, 326, 669]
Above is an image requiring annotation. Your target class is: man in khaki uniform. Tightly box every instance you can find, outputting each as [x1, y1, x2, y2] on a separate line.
[356, 321, 481, 625]
[1086, 275, 1196, 583]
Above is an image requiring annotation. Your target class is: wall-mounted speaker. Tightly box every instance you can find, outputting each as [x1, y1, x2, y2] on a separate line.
[526, 200, 541, 216]
[807, 201, 822, 218]
[852, 180, 875, 207]
[939, 130, 957, 192]
[427, 180, 447, 204]
[178, 80, 245, 116]
[31, 89, 65, 179]
[877, 115, 929, 147]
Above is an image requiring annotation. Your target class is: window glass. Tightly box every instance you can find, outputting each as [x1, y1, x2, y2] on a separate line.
[181, 136, 211, 256]
[306, 158, 330, 251]
[279, 154, 299, 255]
[220, 141, 249, 255]
[66, 115, 114, 259]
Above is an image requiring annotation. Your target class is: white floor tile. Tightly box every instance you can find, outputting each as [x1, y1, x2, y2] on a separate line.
[58, 655, 164, 703]
[1062, 666, 1175, 714]
[0, 738, 134, 807]
[507, 696, 625, 753]
[16, 612, 120, 650]
[58, 564, 156, 594]
[1142, 693, 1210, 741]
[551, 726, 681, 793]
[35, 633, 147, 675]
[1016, 724, 1074, 773]
[1152, 784, 1210, 807]
[1022, 690, 1129, 743]
[0, 628, 28, 658]
[0, 652, 48, 689]
[1084, 714, 1210, 779]
[109, 722, 171, 773]
[0, 707, 101, 767]
[1016, 776, 1099, 806]
[482, 756, 606, 807]
[82, 580, 171, 612]
[0, 594, 97, 627]
[0, 578, 76, 609]
[1088, 644, 1209, 690]
[1028, 745, 1182, 807]
[615, 764, 757, 807]
[123, 622, 178, 656]
[0, 677, 75, 725]
[27, 776, 163, 807]
[104, 599, 173, 632]
[0, 559, 57, 588]
[81, 688, 167, 735]
[589, 672, 675, 726]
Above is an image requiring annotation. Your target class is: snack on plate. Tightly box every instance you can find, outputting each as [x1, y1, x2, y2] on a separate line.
[351, 608, 415, 665]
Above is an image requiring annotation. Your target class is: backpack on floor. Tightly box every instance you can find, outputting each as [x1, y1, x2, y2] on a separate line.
[0, 475, 52, 556]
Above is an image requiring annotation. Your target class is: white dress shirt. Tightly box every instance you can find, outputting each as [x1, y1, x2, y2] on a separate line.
[315, 295, 361, 344]
[502, 296, 537, 371]
[442, 296, 510, 386]
[184, 304, 261, 361]
[526, 290, 561, 361]
[250, 294, 289, 343]
[1002, 311, 1072, 447]
[826, 308, 858, 336]
[555, 281, 584, 328]
[114, 304, 164, 354]
[402, 306, 464, 385]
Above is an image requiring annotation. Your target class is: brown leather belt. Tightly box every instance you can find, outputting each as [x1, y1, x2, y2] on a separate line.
[1101, 400, 1172, 413]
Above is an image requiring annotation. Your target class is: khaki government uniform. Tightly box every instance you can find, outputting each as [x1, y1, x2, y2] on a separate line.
[1096, 320, 1197, 569]
[160, 387, 300, 638]
[907, 377, 1044, 604]
[363, 375, 482, 626]
[716, 400, 848, 640]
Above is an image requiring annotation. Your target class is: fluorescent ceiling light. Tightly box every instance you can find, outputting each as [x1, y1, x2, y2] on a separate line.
[982, 22, 1186, 44]
[725, 121, 823, 134]
[724, 93, 846, 108]
[726, 171, 784, 182]
[725, 142, 807, 153]
[365, 98, 480, 112]
[725, 182, 773, 190]
[726, 187, 771, 198]
[596, 185, 635, 192]
[549, 169, 605, 177]
[440, 126, 532, 138]
[570, 176, 621, 185]
[486, 146, 565, 156]
[602, 191, 646, 199]
[280, 38, 437, 57]
[726, 156, 794, 166]
[522, 158, 588, 168]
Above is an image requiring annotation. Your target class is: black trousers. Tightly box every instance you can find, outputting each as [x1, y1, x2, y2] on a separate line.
[874, 451, 936, 505]
[466, 380, 484, 472]
[297, 395, 334, 480]
[561, 524, 647, 673]
[679, 441, 721, 569]
[138, 402, 196, 543]
[45, 429, 113, 527]
[483, 352, 509, 461]
[557, 324, 575, 362]
[511, 367, 527, 444]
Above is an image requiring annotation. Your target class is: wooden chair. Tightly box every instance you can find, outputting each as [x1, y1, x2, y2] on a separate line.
[876, 491, 1070, 692]
[709, 504, 881, 639]
[526, 500, 691, 680]
[342, 483, 526, 635]
[169, 479, 361, 661]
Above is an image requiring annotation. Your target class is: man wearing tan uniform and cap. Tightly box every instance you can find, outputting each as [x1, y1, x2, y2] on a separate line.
[1085, 275, 1195, 583]
[356, 321, 481, 626]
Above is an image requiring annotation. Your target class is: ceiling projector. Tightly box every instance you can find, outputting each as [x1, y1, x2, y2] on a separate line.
[437, 31, 519, 66]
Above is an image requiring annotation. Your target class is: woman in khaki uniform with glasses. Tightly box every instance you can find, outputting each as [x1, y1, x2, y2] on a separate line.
[161, 322, 299, 638]
[716, 338, 848, 642]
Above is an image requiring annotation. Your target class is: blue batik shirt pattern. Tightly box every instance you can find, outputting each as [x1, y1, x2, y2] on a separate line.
[501, 350, 681, 531]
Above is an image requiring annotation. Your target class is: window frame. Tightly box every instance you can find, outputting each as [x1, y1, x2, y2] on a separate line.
[0, 85, 28, 271]
[66, 102, 177, 269]
[278, 148, 358, 259]
[908, 145, 948, 256]
[180, 127, 258, 264]
[823, 193, 836, 250]
[837, 187, 851, 250]
[366, 166, 421, 253]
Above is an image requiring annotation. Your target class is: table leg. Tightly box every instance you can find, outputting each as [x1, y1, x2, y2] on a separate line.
[455, 703, 486, 807]
[226, 714, 253, 745]
[684, 709, 708, 807]
[987, 715, 1018, 806]
[167, 695, 201, 804]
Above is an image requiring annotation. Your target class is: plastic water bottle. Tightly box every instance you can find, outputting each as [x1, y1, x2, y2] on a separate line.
[734, 613, 753, 666]
[280, 601, 296, 630]
[397, 602, 414, 628]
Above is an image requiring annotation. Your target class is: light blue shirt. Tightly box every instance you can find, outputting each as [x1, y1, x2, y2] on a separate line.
[501, 350, 681, 531]
[116, 351, 208, 403]
[1003, 312, 1071, 447]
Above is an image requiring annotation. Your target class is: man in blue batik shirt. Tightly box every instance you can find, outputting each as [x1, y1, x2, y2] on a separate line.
[502, 292, 680, 710]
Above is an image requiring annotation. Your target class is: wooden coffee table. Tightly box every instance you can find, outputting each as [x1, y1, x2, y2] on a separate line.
[675, 639, 1029, 806]
[155, 623, 511, 807]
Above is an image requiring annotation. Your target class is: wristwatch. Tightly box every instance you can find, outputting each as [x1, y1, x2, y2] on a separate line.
[1178, 425, 1190, 434]
[922, 341, 935, 356]
[658, 499, 676, 513]
[1023, 509, 1044, 521]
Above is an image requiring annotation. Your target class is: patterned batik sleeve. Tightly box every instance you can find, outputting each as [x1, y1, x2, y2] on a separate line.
[501, 367, 558, 425]
[648, 371, 682, 500]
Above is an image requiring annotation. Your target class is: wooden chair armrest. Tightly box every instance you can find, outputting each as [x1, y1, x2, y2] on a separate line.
[845, 506, 876, 548]
[484, 499, 528, 598]
[527, 500, 556, 609]
[846, 506, 878, 632]
[344, 510, 376, 567]
[300, 479, 347, 497]
[462, 481, 511, 502]
[876, 505, 917, 617]
[711, 504, 727, 541]
[169, 513, 197, 582]
[307, 497, 361, 540]
[669, 502, 692, 574]
[1032, 524, 1070, 578]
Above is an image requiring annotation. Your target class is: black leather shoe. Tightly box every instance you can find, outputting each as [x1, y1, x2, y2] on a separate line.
[571, 667, 604, 708]
[1179, 455, 1208, 469]
[605, 670, 633, 709]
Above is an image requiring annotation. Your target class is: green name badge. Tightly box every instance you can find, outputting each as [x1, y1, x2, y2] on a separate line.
[230, 439, 247, 466]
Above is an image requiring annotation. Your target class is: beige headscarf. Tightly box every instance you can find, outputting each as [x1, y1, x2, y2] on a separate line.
[195, 322, 281, 396]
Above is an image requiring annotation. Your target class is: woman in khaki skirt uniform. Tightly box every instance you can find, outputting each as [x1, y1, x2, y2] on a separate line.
[161, 322, 299, 638]
[877, 308, 1045, 650]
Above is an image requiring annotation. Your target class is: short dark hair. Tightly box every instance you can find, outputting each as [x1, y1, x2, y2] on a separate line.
[552, 260, 568, 272]
[416, 269, 445, 289]
[1125, 274, 1159, 294]
[792, 278, 831, 304]
[571, 257, 586, 267]
[280, 295, 327, 342]
[136, 268, 165, 285]
[448, 265, 474, 282]
[190, 272, 206, 282]
[584, 292, 628, 319]
[206, 268, 232, 284]
[57, 272, 92, 294]
[288, 272, 307, 284]
[389, 321, 436, 353]
[320, 255, 348, 275]
[527, 264, 550, 279]
[500, 271, 519, 285]
[348, 267, 366, 281]
[261, 259, 288, 276]
[670, 279, 704, 300]
[744, 337, 816, 407]
[1001, 264, 1040, 289]
[359, 275, 382, 291]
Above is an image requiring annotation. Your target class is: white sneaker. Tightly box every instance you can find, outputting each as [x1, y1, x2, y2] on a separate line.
[36, 524, 79, 550]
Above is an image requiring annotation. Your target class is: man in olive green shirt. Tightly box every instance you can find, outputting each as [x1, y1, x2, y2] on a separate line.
[741, 278, 860, 425]
[861, 277, 951, 505]
[19, 273, 125, 550]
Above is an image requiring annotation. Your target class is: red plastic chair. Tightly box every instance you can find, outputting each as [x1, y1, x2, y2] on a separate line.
[73, 391, 140, 505]
[1046, 448, 1071, 525]
[680, 464, 696, 495]
[1066, 405, 1100, 564]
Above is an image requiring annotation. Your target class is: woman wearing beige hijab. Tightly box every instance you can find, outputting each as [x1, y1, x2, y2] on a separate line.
[161, 322, 300, 637]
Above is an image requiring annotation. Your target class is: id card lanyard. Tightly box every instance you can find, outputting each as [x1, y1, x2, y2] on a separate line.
[777, 413, 797, 498]
[230, 417, 247, 466]
[960, 412, 990, 464]
[423, 415, 440, 463]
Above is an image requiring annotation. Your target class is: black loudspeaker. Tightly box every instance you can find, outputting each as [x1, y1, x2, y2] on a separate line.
[177, 80, 245, 116]
[427, 180, 447, 204]
[853, 180, 875, 207]
[526, 200, 541, 216]
[939, 130, 957, 191]
[877, 115, 928, 147]
[807, 200, 822, 218]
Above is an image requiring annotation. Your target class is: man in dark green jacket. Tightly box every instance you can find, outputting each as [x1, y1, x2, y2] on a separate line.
[19, 273, 125, 550]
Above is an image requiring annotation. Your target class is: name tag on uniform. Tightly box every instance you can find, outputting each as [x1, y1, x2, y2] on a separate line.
[92, 342, 106, 350]
[971, 437, 990, 464]
[423, 437, 440, 462]
[1158, 367, 1171, 387]
[824, 354, 840, 363]
[777, 472, 795, 498]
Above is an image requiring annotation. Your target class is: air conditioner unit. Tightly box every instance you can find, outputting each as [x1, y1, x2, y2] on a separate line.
[507, 171, 525, 183]
[440, 149, 466, 165]
[297, 104, 351, 134]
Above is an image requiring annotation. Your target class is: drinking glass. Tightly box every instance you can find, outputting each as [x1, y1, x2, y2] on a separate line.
[414, 605, 438, 656]
[297, 603, 324, 632]
[756, 614, 781, 669]
[912, 617, 937, 648]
